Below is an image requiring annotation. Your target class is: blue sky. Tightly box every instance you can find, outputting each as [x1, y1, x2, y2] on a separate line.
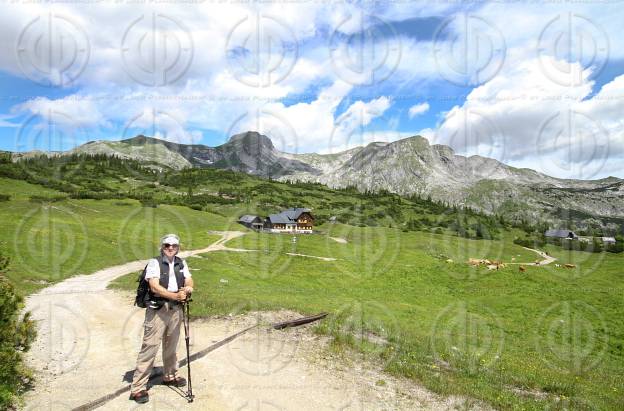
[0, 2, 623, 179]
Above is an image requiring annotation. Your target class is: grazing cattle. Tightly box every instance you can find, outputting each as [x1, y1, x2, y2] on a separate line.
[468, 258, 506, 270]
[511, 257, 516, 262]
[564, 263, 576, 269]
[519, 266, 526, 272]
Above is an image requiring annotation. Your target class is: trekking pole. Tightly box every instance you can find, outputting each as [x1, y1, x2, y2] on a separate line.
[182, 298, 194, 403]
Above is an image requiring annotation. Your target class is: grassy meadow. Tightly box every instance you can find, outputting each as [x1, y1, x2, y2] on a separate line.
[1, 155, 622, 409]
[0, 177, 228, 294]
[110, 226, 624, 410]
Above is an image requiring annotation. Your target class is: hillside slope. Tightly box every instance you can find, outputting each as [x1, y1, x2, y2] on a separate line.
[20, 131, 624, 222]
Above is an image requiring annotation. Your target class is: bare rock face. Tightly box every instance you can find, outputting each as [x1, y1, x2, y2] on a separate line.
[53, 132, 624, 222]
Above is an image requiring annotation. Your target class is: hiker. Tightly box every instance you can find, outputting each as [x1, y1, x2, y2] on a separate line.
[130, 234, 195, 404]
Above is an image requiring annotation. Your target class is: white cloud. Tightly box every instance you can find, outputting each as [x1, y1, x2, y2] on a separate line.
[16, 96, 109, 129]
[433, 56, 624, 179]
[408, 102, 429, 118]
[212, 79, 397, 154]
[1, 2, 624, 179]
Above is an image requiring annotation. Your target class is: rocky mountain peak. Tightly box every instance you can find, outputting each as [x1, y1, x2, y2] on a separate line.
[120, 135, 162, 146]
[61, 131, 623, 221]
[227, 131, 274, 150]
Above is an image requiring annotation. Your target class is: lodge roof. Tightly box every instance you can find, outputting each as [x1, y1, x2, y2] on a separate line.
[238, 215, 260, 223]
[267, 207, 312, 224]
[545, 229, 577, 238]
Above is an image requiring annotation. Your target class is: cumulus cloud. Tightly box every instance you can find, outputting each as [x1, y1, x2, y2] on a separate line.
[16, 96, 109, 129]
[433, 56, 624, 179]
[1, 2, 623, 178]
[408, 102, 429, 118]
[225, 80, 395, 153]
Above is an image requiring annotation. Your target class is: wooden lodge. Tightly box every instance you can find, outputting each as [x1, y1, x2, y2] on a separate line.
[266, 207, 314, 233]
[238, 208, 314, 233]
[545, 229, 578, 240]
[238, 215, 264, 230]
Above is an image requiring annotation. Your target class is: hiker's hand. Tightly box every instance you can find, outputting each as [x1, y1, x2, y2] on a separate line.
[183, 286, 193, 295]
[176, 290, 187, 301]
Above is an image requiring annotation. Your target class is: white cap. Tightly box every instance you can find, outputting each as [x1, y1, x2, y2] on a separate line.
[161, 234, 180, 246]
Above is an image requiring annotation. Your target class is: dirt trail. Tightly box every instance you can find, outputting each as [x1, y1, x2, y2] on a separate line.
[506, 247, 557, 266]
[285, 252, 337, 261]
[22, 231, 482, 410]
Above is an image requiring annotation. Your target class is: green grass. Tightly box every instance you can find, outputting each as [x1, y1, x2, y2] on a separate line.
[110, 226, 624, 410]
[2, 155, 622, 409]
[0, 178, 226, 294]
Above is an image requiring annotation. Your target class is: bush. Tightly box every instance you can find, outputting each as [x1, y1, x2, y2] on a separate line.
[0, 252, 36, 408]
[69, 191, 125, 200]
[140, 198, 158, 208]
[29, 194, 67, 203]
[0, 194, 9, 202]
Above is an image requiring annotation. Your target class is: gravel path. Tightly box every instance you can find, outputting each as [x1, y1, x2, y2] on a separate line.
[22, 231, 484, 410]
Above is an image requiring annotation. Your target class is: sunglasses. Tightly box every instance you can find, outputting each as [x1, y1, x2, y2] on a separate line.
[163, 243, 179, 248]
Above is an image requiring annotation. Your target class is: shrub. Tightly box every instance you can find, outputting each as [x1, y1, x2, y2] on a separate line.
[29, 194, 67, 203]
[0, 251, 36, 408]
[140, 198, 158, 208]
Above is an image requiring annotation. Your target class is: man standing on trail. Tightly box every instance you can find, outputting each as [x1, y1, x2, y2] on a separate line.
[130, 234, 194, 404]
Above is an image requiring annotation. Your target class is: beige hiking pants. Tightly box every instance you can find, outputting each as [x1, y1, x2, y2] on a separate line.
[131, 302, 183, 393]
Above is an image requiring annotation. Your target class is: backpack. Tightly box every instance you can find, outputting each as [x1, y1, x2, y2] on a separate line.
[134, 263, 151, 308]
[134, 255, 185, 308]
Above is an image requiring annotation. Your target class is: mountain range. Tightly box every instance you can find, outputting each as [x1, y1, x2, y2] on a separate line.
[17, 131, 624, 224]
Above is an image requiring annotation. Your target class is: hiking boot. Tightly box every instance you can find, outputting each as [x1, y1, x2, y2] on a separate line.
[163, 376, 187, 387]
[130, 390, 149, 404]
